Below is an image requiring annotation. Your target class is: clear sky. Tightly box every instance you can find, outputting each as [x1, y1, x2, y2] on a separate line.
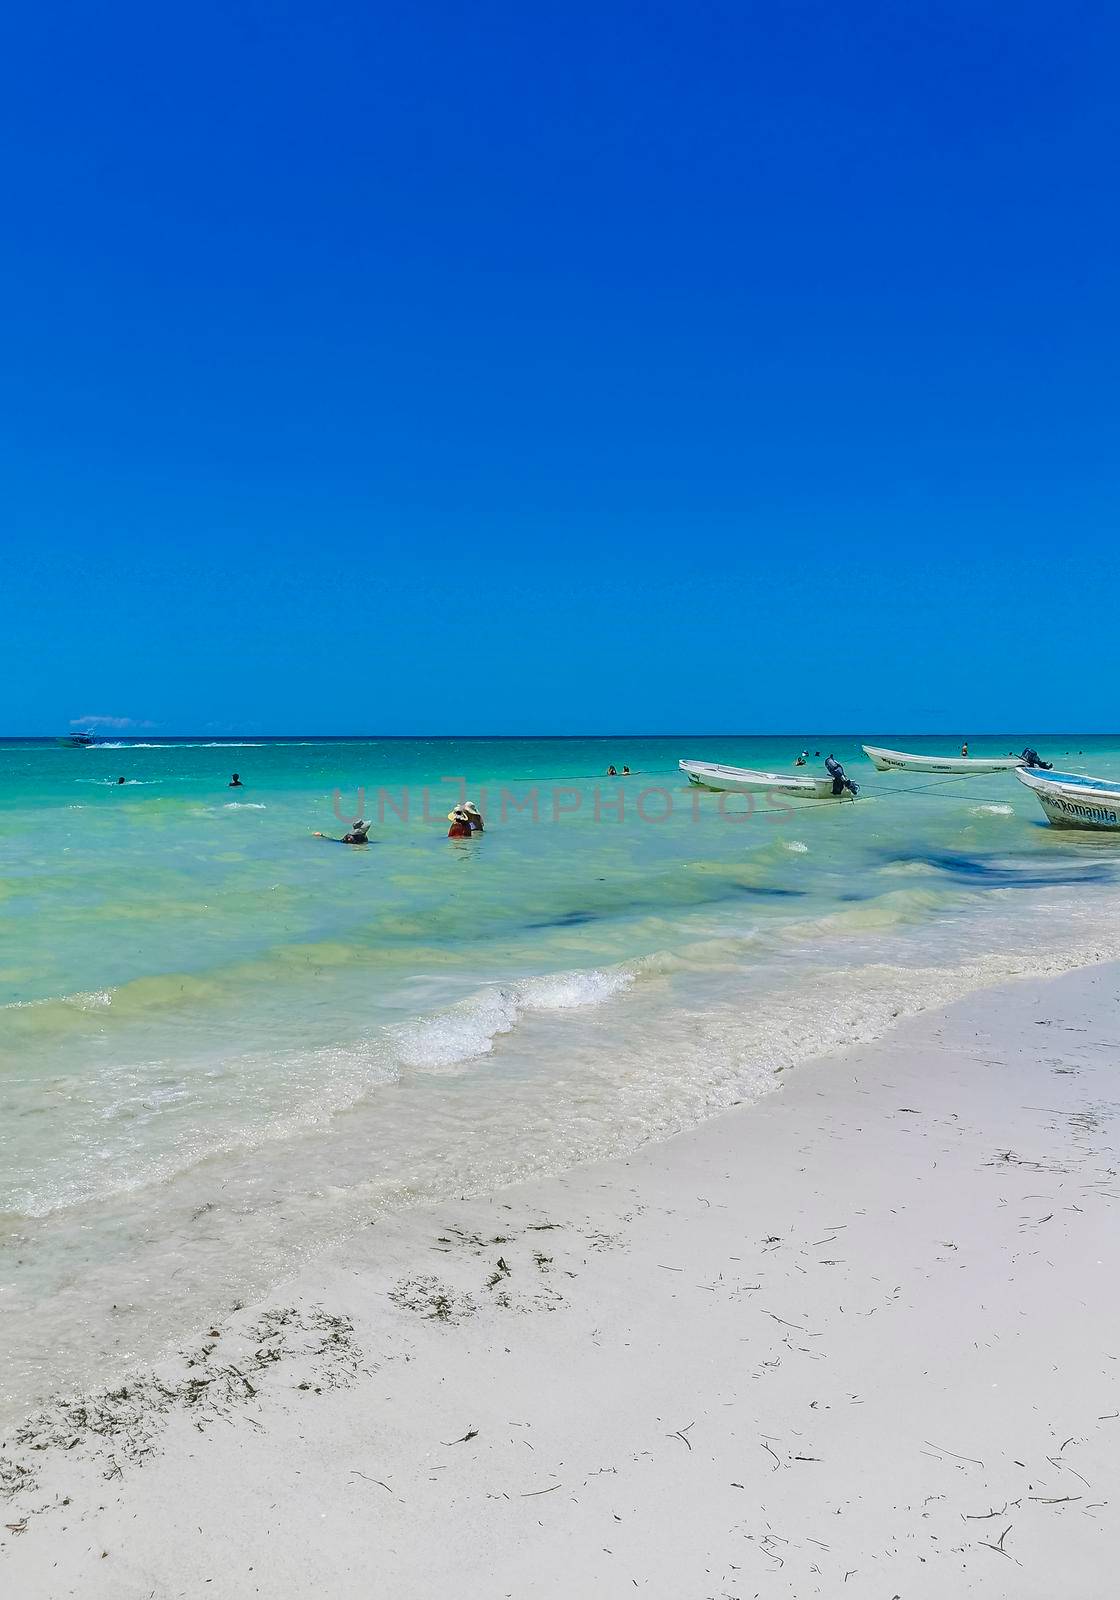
[2, 1, 1117, 736]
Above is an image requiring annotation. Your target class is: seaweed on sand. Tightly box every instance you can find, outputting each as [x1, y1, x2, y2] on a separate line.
[2, 1305, 362, 1507]
[389, 1276, 477, 1324]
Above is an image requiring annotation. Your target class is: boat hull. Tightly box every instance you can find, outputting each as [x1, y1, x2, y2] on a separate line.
[862, 745, 1023, 776]
[1015, 769, 1120, 831]
[678, 760, 846, 799]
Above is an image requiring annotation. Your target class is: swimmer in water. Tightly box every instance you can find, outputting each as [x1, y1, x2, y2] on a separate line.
[447, 807, 473, 838]
[229, 773, 243, 787]
[313, 819, 372, 845]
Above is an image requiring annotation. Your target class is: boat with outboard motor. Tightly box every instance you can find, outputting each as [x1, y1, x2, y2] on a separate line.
[57, 731, 97, 747]
[862, 745, 1023, 776]
[1015, 767, 1120, 832]
[679, 760, 855, 800]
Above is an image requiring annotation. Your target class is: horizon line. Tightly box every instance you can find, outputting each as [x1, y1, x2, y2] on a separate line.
[4, 731, 1117, 742]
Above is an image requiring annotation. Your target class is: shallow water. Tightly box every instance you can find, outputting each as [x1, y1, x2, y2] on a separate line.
[2, 733, 1118, 1421]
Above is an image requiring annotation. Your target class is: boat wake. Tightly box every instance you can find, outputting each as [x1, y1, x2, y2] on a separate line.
[89, 742, 268, 750]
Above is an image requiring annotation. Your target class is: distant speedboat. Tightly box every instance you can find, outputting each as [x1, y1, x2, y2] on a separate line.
[862, 745, 1023, 776]
[1016, 768, 1120, 832]
[58, 731, 97, 747]
[679, 760, 853, 799]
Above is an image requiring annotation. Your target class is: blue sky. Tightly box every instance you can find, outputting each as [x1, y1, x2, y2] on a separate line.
[2, 1, 1117, 735]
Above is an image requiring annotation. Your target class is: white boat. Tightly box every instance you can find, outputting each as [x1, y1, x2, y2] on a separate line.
[679, 760, 851, 799]
[58, 731, 97, 747]
[1016, 768, 1120, 832]
[862, 745, 1023, 776]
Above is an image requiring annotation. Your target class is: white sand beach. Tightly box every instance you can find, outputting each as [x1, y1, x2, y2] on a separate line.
[4, 962, 1119, 1598]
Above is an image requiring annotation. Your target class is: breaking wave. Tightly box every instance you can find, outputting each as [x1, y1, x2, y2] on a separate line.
[390, 967, 634, 1071]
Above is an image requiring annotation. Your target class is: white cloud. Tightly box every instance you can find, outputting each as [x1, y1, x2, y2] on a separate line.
[71, 714, 157, 730]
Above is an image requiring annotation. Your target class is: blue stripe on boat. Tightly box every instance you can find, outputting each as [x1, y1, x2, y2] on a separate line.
[1040, 771, 1120, 791]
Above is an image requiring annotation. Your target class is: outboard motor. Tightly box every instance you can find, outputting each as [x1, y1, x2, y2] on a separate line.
[824, 755, 859, 798]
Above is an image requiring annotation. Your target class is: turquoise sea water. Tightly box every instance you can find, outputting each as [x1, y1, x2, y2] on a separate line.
[3, 733, 1120, 1422]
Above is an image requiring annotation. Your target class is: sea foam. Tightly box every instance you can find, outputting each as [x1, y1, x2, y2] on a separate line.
[390, 967, 633, 1071]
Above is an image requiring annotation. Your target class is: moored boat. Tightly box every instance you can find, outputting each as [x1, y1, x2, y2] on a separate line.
[679, 760, 852, 799]
[57, 731, 97, 747]
[1015, 768, 1120, 831]
[862, 745, 1023, 776]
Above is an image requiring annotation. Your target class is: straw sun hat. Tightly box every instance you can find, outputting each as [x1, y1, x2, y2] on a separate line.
[447, 801, 481, 820]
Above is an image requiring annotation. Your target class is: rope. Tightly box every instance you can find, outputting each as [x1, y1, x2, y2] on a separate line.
[677, 772, 1022, 818]
[459, 768, 1022, 816]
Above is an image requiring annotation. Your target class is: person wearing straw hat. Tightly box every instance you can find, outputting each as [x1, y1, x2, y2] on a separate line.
[313, 819, 372, 845]
[447, 806, 473, 839]
[461, 800, 484, 832]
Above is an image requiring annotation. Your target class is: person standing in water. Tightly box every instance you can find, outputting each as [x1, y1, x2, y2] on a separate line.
[960, 743, 969, 759]
[229, 773, 243, 787]
[447, 807, 473, 838]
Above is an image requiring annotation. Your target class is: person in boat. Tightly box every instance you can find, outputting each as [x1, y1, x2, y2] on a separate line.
[461, 800, 484, 832]
[824, 754, 859, 797]
[447, 807, 473, 838]
[1020, 747, 1053, 769]
[229, 773, 243, 787]
[313, 819, 372, 844]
